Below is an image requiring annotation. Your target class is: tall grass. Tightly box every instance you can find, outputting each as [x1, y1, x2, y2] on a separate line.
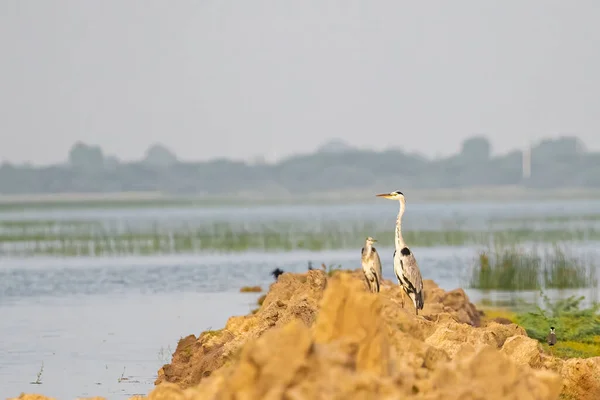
[469, 245, 598, 291]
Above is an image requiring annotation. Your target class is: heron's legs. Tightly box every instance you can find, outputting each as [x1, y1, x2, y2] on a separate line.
[400, 288, 405, 308]
[363, 273, 370, 292]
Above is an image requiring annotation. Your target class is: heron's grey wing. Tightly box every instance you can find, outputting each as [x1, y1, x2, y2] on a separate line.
[400, 252, 423, 292]
[371, 246, 383, 282]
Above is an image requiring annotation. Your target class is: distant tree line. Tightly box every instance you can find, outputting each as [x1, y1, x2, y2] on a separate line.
[0, 136, 598, 195]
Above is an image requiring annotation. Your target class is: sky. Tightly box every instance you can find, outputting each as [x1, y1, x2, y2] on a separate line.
[1, 1, 599, 166]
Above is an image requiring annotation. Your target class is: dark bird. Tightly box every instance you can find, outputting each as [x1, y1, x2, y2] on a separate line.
[547, 326, 557, 346]
[271, 268, 284, 281]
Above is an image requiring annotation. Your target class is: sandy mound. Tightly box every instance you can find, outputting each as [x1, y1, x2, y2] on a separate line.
[155, 269, 328, 388]
[14, 269, 600, 399]
[147, 270, 600, 400]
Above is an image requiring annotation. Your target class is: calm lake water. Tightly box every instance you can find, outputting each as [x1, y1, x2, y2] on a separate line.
[1, 200, 599, 399]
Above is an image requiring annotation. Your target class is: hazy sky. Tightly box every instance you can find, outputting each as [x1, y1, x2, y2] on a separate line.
[1, 1, 599, 165]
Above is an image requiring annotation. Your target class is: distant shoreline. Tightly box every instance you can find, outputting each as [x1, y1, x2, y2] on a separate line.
[0, 186, 599, 209]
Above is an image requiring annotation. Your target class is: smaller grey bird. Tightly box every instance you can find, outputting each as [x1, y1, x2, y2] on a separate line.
[547, 326, 557, 346]
[361, 237, 383, 293]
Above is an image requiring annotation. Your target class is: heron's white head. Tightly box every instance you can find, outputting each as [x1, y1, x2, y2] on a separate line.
[365, 236, 377, 246]
[375, 191, 405, 201]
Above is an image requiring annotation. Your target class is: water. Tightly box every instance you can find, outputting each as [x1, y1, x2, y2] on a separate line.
[1, 200, 600, 399]
[4, 198, 600, 230]
[0, 291, 261, 399]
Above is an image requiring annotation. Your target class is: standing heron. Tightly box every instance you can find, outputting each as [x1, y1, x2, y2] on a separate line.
[376, 191, 424, 315]
[361, 237, 383, 293]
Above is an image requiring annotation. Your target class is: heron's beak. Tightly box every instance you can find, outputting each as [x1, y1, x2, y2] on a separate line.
[372, 239, 377, 242]
[376, 193, 395, 199]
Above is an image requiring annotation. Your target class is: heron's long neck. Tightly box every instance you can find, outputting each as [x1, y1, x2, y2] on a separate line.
[364, 242, 373, 256]
[395, 200, 406, 249]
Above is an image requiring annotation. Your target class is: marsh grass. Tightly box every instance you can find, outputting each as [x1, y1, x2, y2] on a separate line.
[470, 245, 542, 290]
[543, 246, 598, 289]
[240, 286, 262, 293]
[515, 293, 600, 358]
[157, 345, 173, 364]
[491, 213, 600, 224]
[2, 217, 600, 256]
[326, 263, 343, 277]
[469, 245, 598, 291]
[29, 361, 43, 385]
[117, 366, 128, 383]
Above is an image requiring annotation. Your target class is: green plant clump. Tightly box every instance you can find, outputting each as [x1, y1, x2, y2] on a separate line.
[515, 293, 600, 359]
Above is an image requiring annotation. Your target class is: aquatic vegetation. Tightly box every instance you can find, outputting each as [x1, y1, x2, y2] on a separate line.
[326, 263, 343, 277]
[157, 345, 173, 364]
[542, 245, 598, 289]
[469, 245, 598, 291]
[240, 286, 262, 293]
[2, 217, 600, 256]
[30, 361, 43, 385]
[469, 245, 542, 291]
[117, 366, 128, 383]
[515, 293, 600, 359]
[490, 213, 600, 224]
[2, 206, 600, 258]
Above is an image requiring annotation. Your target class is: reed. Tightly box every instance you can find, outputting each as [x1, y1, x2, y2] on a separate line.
[542, 245, 598, 289]
[469, 245, 598, 291]
[470, 245, 542, 291]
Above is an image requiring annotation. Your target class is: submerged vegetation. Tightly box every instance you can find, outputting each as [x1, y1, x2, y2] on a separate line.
[469, 245, 598, 291]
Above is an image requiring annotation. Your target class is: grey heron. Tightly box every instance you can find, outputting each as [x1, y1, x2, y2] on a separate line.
[361, 236, 383, 293]
[376, 191, 424, 315]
